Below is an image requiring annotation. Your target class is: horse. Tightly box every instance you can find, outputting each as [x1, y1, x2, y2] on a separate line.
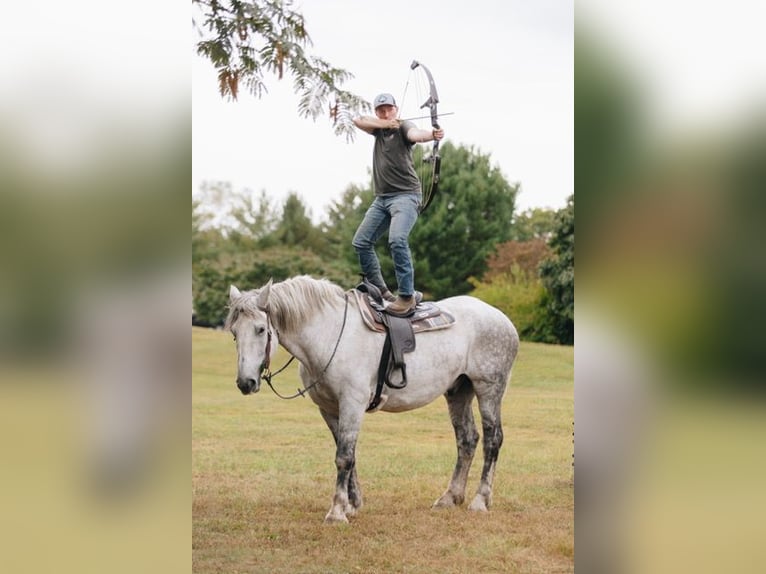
[225, 275, 519, 523]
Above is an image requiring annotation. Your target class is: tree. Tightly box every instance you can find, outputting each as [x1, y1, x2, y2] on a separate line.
[468, 238, 553, 343]
[228, 188, 279, 243]
[193, 180, 236, 231]
[469, 274, 550, 343]
[192, 197, 213, 264]
[538, 195, 574, 345]
[510, 207, 558, 241]
[485, 239, 552, 283]
[411, 142, 519, 298]
[274, 191, 319, 248]
[318, 183, 373, 267]
[192, 0, 367, 140]
[193, 181, 280, 245]
[192, 245, 358, 326]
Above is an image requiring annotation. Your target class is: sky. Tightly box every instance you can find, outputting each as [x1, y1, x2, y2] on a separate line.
[192, 0, 574, 222]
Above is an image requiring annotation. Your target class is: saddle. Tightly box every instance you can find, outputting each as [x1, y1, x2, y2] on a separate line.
[353, 279, 455, 412]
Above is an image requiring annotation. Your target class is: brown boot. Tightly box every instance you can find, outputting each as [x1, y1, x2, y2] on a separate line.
[386, 295, 416, 317]
[380, 289, 396, 302]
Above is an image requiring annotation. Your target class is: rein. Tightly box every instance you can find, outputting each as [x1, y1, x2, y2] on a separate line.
[263, 292, 349, 400]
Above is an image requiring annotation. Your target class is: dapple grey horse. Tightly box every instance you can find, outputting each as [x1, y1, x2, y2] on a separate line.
[226, 275, 519, 523]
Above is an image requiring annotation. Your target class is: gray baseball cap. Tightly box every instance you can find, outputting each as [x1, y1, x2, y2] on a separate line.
[373, 93, 397, 109]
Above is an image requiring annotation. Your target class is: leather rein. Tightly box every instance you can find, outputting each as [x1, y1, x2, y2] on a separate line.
[261, 293, 350, 400]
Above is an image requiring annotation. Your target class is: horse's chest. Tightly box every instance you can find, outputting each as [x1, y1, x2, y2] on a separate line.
[306, 383, 339, 413]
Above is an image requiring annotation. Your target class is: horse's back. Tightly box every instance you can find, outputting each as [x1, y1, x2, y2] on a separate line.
[438, 295, 519, 370]
[439, 295, 518, 338]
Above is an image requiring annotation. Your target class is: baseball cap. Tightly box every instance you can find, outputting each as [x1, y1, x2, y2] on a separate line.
[373, 93, 397, 109]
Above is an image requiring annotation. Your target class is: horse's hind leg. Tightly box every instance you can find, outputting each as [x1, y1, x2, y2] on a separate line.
[469, 386, 505, 512]
[433, 375, 480, 508]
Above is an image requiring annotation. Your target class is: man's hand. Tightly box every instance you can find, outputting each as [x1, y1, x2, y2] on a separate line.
[353, 115, 399, 134]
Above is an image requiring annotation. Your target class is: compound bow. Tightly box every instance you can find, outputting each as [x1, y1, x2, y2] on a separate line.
[408, 59, 441, 214]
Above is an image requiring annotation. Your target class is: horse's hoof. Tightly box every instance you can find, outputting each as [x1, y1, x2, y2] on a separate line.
[344, 505, 359, 517]
[468, 495, 489, 512]
[432, 492, 463, 508]
[324, 512, 349, 524]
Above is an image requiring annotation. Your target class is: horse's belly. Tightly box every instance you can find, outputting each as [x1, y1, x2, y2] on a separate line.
[380, 394, 441, 412]
[378, 371, 458, 412]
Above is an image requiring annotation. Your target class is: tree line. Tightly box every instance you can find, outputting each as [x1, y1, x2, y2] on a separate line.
[193, 142, 573, 345]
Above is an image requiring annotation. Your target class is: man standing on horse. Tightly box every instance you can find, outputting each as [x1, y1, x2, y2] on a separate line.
[352, 93, 445, 317]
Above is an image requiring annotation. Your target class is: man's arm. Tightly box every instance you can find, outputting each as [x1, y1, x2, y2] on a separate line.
[405, 126, 445, 144]
[353, 116, 400, 134]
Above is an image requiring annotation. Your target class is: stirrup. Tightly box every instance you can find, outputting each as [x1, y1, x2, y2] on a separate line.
[385, 299, 417, 317]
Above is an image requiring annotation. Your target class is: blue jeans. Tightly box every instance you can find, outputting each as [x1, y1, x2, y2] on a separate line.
[352, 193, 420, 297]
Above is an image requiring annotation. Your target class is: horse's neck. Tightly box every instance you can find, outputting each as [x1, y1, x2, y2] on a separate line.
[276, 306, 345, 372]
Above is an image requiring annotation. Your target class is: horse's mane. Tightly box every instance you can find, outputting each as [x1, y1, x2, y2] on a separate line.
[226, 275, 346, 333]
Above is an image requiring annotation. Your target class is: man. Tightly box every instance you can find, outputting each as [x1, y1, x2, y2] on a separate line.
[352, 93, 445, 316]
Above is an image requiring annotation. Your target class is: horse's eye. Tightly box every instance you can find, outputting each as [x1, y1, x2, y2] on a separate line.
[257, 326, 266, 335]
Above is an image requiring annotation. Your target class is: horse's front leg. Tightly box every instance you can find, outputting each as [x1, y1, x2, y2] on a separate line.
[324, 405, 364, 524]
[319, 409, 363, 517]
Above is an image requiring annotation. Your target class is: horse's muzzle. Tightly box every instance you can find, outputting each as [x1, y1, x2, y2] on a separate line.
[236, 376, 261, 395]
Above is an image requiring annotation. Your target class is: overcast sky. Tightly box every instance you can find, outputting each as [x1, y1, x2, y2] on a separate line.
[192, 0, 574, 222]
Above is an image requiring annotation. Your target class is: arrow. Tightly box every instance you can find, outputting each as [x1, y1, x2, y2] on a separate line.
[399, 112, 455, 122]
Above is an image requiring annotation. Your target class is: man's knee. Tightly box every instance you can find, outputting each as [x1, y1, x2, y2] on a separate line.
[388, 235, 409, 251]
[351, 235, 369, 251]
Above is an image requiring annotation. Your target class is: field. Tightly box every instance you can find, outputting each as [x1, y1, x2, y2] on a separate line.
[193, 326, 573, 573]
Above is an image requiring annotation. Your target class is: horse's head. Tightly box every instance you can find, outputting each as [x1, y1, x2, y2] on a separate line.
[227, 281, 279, 395]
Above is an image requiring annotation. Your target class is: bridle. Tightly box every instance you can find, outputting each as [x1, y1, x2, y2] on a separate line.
[260, 292, 350, 400]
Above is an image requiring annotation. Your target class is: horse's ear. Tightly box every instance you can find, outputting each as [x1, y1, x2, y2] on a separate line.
[256, 278, 273, 310]
[229, 285, 241, 302]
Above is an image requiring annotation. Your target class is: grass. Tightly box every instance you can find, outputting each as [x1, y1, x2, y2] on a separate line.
[193, 326, 573, 573]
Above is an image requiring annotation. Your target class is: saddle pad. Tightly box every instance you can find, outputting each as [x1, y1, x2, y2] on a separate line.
[351, 289, 456, 334]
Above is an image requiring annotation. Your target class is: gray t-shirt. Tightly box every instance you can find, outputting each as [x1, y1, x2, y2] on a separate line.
[371, 120, 421, 197]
